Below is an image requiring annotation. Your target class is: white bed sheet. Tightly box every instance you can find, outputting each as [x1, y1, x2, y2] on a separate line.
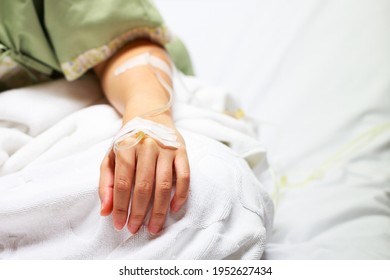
[156, 0, 390, 259]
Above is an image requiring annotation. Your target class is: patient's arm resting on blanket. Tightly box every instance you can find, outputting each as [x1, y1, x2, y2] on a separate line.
[94, 40, 190, 235]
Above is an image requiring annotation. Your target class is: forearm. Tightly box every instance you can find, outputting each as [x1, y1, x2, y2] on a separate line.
[96, 40, 189, 234]
[94, 39, 174, 126]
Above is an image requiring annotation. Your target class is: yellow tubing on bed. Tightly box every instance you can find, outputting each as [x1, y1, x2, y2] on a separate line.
[272, 122, 390, 207]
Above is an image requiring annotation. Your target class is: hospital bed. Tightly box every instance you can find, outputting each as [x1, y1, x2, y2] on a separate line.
[155, 0, 390, 259]
[0, 0, 388, 260]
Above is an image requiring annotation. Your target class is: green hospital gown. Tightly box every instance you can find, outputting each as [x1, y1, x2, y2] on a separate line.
[0, 0, 193, 92]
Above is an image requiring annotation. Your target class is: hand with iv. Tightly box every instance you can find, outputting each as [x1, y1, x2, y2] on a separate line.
[94, 40, 190, 236]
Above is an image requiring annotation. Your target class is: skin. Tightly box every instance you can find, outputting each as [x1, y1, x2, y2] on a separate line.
[94, 39, 190, 235]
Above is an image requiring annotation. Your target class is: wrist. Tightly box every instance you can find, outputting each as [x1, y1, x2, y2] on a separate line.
[122, 109, 174, 128]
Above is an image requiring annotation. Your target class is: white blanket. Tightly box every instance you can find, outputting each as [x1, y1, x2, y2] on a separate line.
[0, 73, 273, 259]
[156, 0, 390, 259]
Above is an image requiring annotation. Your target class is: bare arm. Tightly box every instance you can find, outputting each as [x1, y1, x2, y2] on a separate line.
[94, 39, 190, 235]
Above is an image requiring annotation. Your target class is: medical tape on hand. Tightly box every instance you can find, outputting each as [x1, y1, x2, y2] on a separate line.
[112, 52, 179, 151]
[113, 117, 180, 151]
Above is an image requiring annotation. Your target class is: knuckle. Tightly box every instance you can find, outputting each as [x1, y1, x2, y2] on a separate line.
[178, 171, 190, 182]
[131, 213, 145, 222]
[142, 138, 157, 148]
[113, 208, 128, 216]
[158, 181, 172, 194]
[115, 177, 131, 192]
[136, 180, 153, 195]
[178, 192, 188, 200]
[153, 211, 166, 219]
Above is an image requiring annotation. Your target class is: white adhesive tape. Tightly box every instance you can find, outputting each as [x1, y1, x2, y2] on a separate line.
[113, 117, 180, 151]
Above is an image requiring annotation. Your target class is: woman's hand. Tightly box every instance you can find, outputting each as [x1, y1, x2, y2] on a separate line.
[94, 39, 189, 235]
[99, 117, 189, 235]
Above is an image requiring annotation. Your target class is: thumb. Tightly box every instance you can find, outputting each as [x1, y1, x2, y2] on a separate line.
[99, 151, 115, 216]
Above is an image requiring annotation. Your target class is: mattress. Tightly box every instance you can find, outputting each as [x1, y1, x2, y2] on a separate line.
[155, 0, 390, 259]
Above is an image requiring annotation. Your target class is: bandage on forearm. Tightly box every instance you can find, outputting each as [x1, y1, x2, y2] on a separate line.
[115, 52, 174, 118]
[111, 52, 179, 151]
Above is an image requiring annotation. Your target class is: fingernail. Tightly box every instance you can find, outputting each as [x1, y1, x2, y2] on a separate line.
[171, 204, 180, 213]
[128, 224, 139, 234]
[114, 221, 124, 231]
[149, 225, 160, 236]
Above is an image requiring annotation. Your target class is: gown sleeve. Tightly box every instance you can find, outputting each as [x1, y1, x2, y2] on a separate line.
[0, 0, 193, 83]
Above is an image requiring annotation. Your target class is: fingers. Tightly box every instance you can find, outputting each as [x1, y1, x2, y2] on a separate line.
[171, 149, 190, 213]
[148, 151, 174, 235]
[99, 150, 115, 216]
[100, 134, 190, 235]
[128, 138, 158, 234]
[112, 148, 136, 230]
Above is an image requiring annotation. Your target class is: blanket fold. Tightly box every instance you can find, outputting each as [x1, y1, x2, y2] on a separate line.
[0, 73, 273, 259]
